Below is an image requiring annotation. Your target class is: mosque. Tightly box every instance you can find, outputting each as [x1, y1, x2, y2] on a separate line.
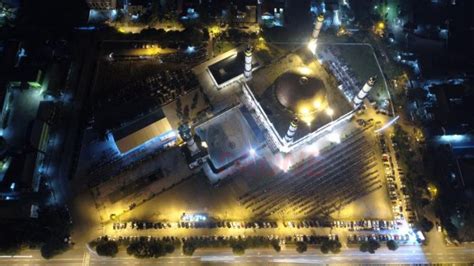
[181, 14, 377, 176]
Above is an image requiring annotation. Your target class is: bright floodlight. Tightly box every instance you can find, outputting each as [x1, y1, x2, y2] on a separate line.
[306, 143, 319, 157]
[249, 148, 256, 156]
[278, 158, 291, 172]
[326, 107, 334, 116]
[186, 46, 196, 53]
[313, 100, 322, 110]
[307, 39, 317, 55]
[328, 132, 341, 143]
[300, 107, 309, 114]
[298, 66, 312, 75]
[201, 141, 208, 148]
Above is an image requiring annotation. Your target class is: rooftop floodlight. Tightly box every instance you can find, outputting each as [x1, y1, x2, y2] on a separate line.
[249, 148, 256, 156]
[325, 107, 334, 116]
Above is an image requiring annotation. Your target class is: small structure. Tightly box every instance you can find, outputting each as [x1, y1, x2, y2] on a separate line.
[284, 117, 299, 143]
[207, 51, 259, 89]
[353, 76, 376, 106]
[112, 110, 174, 154]
[86, 0, 116, 10]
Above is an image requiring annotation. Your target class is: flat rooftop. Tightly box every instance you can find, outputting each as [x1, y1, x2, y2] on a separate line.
[112, 109, 173, 154]
[195, 105, 265, 170]
[208, 51, 258, 86]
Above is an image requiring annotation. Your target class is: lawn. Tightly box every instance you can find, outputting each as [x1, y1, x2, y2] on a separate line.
[330, 44, 389, 104]
[214, 41, 236, 55]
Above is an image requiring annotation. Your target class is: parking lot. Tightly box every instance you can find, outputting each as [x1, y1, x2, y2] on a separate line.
[381, 132, 417, 225]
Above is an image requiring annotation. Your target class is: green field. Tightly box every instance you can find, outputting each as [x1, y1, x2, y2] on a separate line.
[328, 44, 389, 104]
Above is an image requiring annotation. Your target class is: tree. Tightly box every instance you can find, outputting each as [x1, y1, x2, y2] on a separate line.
[231, 243, 246, 255]
[127, 241, 148, 258]
[164, 243, 175, 254]
[386, 240, 399, 251]
[271, 241, 281, 253]
[182, 105, 190, 122]
[182, 242, 196, 256]
[175, 98, 183, 119]
[126, 241, 166, 258]
[295, 242, 307, 253]
[320, 244, 329, 254]
[321, 239, 342, 254]
[41, 238, 69, 259]
[148, 242, 166, 258]
[360, 239, 380, 254]
[191, 92, 200, 110]
[359, 241, 369, 253]
[96, 240, 119, 257]
[0, 229, 22, 255]
[348, 0, 377, 28]
[419, 217, 434, 232]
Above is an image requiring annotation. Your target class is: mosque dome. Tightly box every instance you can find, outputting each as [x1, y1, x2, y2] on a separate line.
[274, 71, 327, 114]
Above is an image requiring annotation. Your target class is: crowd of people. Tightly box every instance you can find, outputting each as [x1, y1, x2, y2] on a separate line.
[239, 126, 382, 219]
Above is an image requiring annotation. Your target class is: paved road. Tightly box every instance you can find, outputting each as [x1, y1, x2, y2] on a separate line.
[2, 246, 474, 265]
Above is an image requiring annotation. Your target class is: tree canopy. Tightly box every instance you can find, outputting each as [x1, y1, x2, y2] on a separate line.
[386, 240, 399, 251]
[359, 239, 380, 254]
[96, 240, 119, 257]
[320, 239, 342, 254]
[295, 241, 307, 253]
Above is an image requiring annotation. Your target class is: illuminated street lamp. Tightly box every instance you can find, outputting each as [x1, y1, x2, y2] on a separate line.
[313, 100, 322, 110]
[306, 142, 319, 157]
[325, 107, 334, 117]
[249, 148, 256, 157]
[328, 132, 341, 144]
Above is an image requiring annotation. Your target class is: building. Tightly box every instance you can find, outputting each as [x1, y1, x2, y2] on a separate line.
[111, 110, 175, 154]
[236, 4, 258, 24]
[127, 0, 151, 16]
[207, 51, 259, 89]
[199, 45, 355, 156]
[86, 0, 117, 10]
[260, 0, 285, 27]
[428, 83, 474, 135]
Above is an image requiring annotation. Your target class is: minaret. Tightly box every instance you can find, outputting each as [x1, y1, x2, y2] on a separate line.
[284, 117, 299, 143]
[308, 14, 324, 54]
[257, 0, 263, 25]
[312, 14, 324, 41]
[178, 124, 199, 155]
[244, 45, 253, 80]
[353, 76, 376, 106]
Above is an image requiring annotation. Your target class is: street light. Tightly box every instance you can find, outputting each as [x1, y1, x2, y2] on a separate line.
[313, 100, 322, 110]
[306, 142, 319, 156]
[249, 148, 256, 157]
[328, 132, 341, 144]
[325, 107, 334, 117]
